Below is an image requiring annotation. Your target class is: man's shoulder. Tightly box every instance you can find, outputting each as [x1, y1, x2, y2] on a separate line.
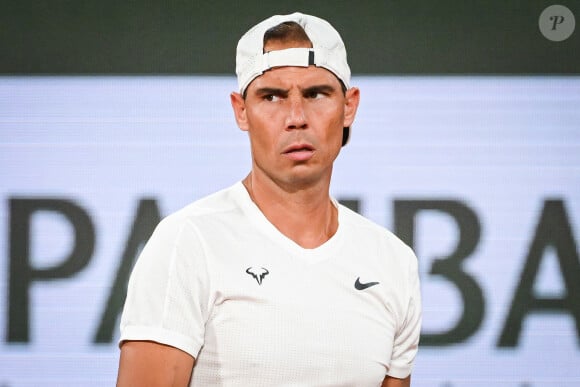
[160, 182, 244, 228]
[338, 203, 392, 237]
[338, 203, 415, 258]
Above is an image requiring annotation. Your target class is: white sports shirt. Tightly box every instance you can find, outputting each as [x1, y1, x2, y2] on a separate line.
[120, 182, 421, 386]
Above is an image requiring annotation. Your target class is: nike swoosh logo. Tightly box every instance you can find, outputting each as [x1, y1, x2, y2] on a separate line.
[354, 277, 380, 290]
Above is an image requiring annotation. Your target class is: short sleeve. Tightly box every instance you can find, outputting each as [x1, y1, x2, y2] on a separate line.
[119, 214, 210, 358]
[387, 251, 422, 378]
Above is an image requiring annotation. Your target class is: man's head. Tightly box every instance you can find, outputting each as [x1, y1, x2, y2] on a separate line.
[234, 12, 354, 146]
[230, 13, 359, 189]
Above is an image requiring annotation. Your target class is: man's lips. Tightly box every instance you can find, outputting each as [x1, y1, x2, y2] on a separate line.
[283, 143, 315, 161]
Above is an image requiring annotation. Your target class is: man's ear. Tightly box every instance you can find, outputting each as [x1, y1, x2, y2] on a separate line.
[230, 92, 249, 131]
[343, 87, 360, 128]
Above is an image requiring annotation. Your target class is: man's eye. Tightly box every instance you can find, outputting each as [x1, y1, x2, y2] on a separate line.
[306, 91, 324, 99]
[264, 94, 280, 102]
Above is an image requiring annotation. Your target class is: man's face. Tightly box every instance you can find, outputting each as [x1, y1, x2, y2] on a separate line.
[231, 43, 359, 190]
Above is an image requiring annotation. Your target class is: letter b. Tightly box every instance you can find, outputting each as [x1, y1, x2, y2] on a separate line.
[394, 199, 484, 346]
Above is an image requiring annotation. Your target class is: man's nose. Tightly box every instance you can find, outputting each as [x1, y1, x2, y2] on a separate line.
[285, 97, 307, 129]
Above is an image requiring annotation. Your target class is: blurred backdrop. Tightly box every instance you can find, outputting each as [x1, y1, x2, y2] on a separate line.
[1, 1, 579, 386]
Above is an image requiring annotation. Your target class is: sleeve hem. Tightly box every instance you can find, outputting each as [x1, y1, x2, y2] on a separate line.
[119, 325, 203, 359]
[387, 364, 412, 379]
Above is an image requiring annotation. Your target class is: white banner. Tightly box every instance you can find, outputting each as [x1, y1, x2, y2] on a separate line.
[1, 76, 579, 386]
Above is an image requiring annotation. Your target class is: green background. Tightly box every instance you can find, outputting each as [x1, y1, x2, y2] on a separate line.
[2, 0, 578, 75]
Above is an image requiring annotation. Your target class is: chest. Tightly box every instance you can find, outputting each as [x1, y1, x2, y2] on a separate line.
[193, 239, 399, 386]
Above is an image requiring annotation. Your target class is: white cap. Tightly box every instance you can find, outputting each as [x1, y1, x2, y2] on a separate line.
[235, 12, 351, 94]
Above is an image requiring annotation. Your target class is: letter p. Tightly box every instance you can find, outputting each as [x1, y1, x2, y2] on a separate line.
[550, 15, 565, 30]
[7, 198, 95, 342]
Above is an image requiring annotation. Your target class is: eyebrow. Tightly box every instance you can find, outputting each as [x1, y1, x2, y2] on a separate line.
[301, 84, 336, 95]
[254, 87, 288, 97]
[253, 84, 337, 97]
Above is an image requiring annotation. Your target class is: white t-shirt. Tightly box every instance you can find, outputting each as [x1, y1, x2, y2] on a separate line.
[120, 182, 421, 386]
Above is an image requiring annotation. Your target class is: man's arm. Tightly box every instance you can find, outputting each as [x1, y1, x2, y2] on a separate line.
[382, 375, 411, 387]
[117, 341, 195, 387]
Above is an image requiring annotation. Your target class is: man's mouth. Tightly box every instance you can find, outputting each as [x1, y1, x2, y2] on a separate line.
[284, 144, 314, 153]
[283, 144, 315, 161]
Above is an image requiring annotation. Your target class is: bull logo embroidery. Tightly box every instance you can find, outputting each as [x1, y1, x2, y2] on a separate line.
[246, 267, 269, 285]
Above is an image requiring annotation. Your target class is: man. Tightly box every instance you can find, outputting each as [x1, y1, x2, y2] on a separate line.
[117, 12, 421, 387]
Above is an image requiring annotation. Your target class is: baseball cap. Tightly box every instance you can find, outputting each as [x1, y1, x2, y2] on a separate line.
[235, 12, 351, 95]
[235, 12, 353, 145]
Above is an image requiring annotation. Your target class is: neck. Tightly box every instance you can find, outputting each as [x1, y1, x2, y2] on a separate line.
[243, 172, 338, 249]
